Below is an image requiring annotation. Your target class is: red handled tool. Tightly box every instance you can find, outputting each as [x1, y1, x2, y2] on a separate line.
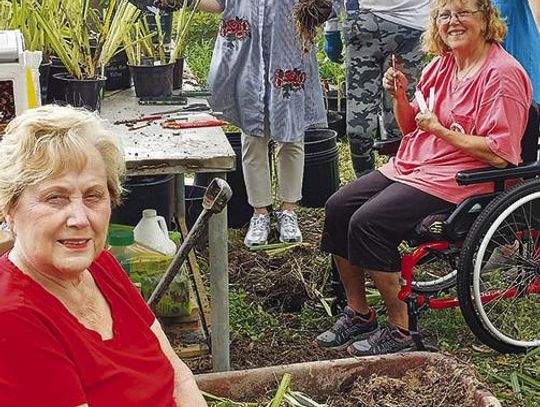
[161, 119, 227, 130]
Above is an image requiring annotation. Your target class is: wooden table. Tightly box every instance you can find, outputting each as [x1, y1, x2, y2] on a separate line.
[101, 88, 235, 372]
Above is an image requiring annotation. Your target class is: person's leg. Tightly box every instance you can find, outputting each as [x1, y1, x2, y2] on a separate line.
[333, 255, 369, 314]
[344, 11, 384, 177]
[315, 172, 393, 349]
[275, 140, 304, 242]
[241, 132, 272, 246]
[380, 21, 425, 139]
[345, 182, 454, 355]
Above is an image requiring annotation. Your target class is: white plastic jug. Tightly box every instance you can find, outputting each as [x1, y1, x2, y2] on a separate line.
[133, 209, 177, 256]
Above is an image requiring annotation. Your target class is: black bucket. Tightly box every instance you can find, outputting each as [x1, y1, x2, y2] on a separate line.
[327, 110, 346, 140]
[129, 62, 174, 98]
[324, 90, 346, 112]
[185, 184, 206, 230]
[52, 73, 106, 111]
[111, 175, 176, 229]
[105, 50, 131, 90]
[38, 61, 51, 105]
[194, 131, 260, 229]
[301, 129, 340, 208]
[46, 57, 68, 104]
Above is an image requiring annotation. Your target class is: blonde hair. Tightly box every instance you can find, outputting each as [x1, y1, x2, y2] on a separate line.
[422, 0, 507, 56]
[0, 105, 125, 217]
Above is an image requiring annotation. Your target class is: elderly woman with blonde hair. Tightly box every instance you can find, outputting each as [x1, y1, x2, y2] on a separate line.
[0, 105, 207, 407]
[315, 0, 532, 356]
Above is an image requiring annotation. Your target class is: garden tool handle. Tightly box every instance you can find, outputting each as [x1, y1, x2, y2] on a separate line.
[147, 178, 232, 308]
[161, 120, 227, 129]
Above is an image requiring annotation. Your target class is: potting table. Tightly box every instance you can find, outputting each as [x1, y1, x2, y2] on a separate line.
[100, 88, 236, 372]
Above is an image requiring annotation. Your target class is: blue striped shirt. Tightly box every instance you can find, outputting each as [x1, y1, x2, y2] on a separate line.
[208, 0, 327, 142]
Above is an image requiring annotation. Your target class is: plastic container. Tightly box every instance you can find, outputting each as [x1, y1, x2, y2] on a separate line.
[108, 229, 137, 273]
[301, 129, 340, 208]
[133, 209, 177, 256]
[107, 224, 192, 319]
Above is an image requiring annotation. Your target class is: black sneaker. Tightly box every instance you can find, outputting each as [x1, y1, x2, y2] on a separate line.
[347, 325, 417, 356]
[314, 306, 378, 351]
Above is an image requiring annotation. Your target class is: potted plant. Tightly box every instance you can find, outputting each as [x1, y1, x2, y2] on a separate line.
[35, 0, 140, 110]
[125, 13, 177, 97]
[168, 0, 201, 90]
[0, 0, 57, 103]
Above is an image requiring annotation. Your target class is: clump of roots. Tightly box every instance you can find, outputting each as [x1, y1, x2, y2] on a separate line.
[294, 0, 333, 54]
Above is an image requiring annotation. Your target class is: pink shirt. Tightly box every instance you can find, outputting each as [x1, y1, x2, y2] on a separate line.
[379, 43, 532, 204]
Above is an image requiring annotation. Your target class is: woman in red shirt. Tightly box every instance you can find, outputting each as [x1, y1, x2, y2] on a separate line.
[0, 105, 207, 407]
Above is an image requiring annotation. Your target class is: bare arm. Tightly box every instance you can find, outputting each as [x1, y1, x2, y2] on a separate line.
[151, 319, 208, 407]
[383, 67, 417, 136]
[415, 112, 509, 168]
[197, 0, 222, 13]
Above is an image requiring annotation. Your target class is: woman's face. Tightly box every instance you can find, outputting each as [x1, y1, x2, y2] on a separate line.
[8, 145, 111, 280]
[437, 0, 487, 52]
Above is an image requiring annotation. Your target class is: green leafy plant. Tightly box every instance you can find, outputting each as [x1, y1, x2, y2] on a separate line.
[169, 0, 201, 62]
[35, 0, 141, 79]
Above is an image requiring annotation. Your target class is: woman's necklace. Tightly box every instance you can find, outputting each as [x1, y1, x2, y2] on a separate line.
[455, 45, 489, 81]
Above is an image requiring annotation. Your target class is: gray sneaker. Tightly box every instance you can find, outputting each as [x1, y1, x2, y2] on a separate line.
[314, 306, 378, 351]
[277, 210, 302, 243]
[347, 325, 416, 356]
[244, 213, 271, 247]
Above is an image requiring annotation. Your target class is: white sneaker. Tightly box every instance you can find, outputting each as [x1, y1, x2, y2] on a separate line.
[278, 210, 302, 243]
[244, 213, 271, 247]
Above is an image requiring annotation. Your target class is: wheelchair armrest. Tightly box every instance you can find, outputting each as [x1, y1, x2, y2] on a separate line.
[455, 162, 540, 186]
[373, 138, 401, 156]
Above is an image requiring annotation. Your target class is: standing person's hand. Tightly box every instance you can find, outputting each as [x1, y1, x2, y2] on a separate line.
[324, 31, 343, 63]
[383, 66, 408, 99]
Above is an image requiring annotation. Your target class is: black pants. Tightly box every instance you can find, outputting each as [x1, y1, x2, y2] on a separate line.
[321, 171, 454, 272]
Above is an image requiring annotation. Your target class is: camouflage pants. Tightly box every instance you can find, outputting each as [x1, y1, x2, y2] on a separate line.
[343, 10, 425, 176]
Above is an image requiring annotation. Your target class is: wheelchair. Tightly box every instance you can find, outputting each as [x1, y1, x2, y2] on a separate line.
[331, 102, 540, 354]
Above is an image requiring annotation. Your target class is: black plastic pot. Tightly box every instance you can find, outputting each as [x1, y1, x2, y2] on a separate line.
[38, 61, 51, 105]
[105, 50, 131, 90]
[300, 129, 340, 208]
[129, 62, 174, 98]
[52, 73, 106, 111]
[111, 175, 176, 230]
[327, 110, 346, 140]
[173, 57, 184, 90]
[185, 184, 206, 230]
[325, 90, 346, 112]
[46, 57, 68, 104]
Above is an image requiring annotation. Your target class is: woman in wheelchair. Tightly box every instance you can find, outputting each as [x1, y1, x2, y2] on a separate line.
[314, 0, 533, 356]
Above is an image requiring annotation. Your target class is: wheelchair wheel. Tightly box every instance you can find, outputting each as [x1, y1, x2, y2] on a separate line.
[457, 179, 540, 353]
[412, 249, 458, 294]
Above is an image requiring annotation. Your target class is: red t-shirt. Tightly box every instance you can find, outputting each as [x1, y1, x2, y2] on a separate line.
[379, 43, 532, 204]
[0, 251, 175, 407]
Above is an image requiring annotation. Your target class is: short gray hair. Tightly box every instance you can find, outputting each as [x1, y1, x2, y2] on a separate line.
[0, 105, 125, 217]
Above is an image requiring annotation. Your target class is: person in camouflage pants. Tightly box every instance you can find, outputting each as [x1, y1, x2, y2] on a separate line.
[325, 4, 428, 177]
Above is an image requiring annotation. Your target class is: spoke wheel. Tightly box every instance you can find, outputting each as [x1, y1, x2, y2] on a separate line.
[412, 249, 458, 294]
[458, 180, 540, 353]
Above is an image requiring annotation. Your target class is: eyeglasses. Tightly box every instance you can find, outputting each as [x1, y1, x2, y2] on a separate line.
[437, 9, 484, 23]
